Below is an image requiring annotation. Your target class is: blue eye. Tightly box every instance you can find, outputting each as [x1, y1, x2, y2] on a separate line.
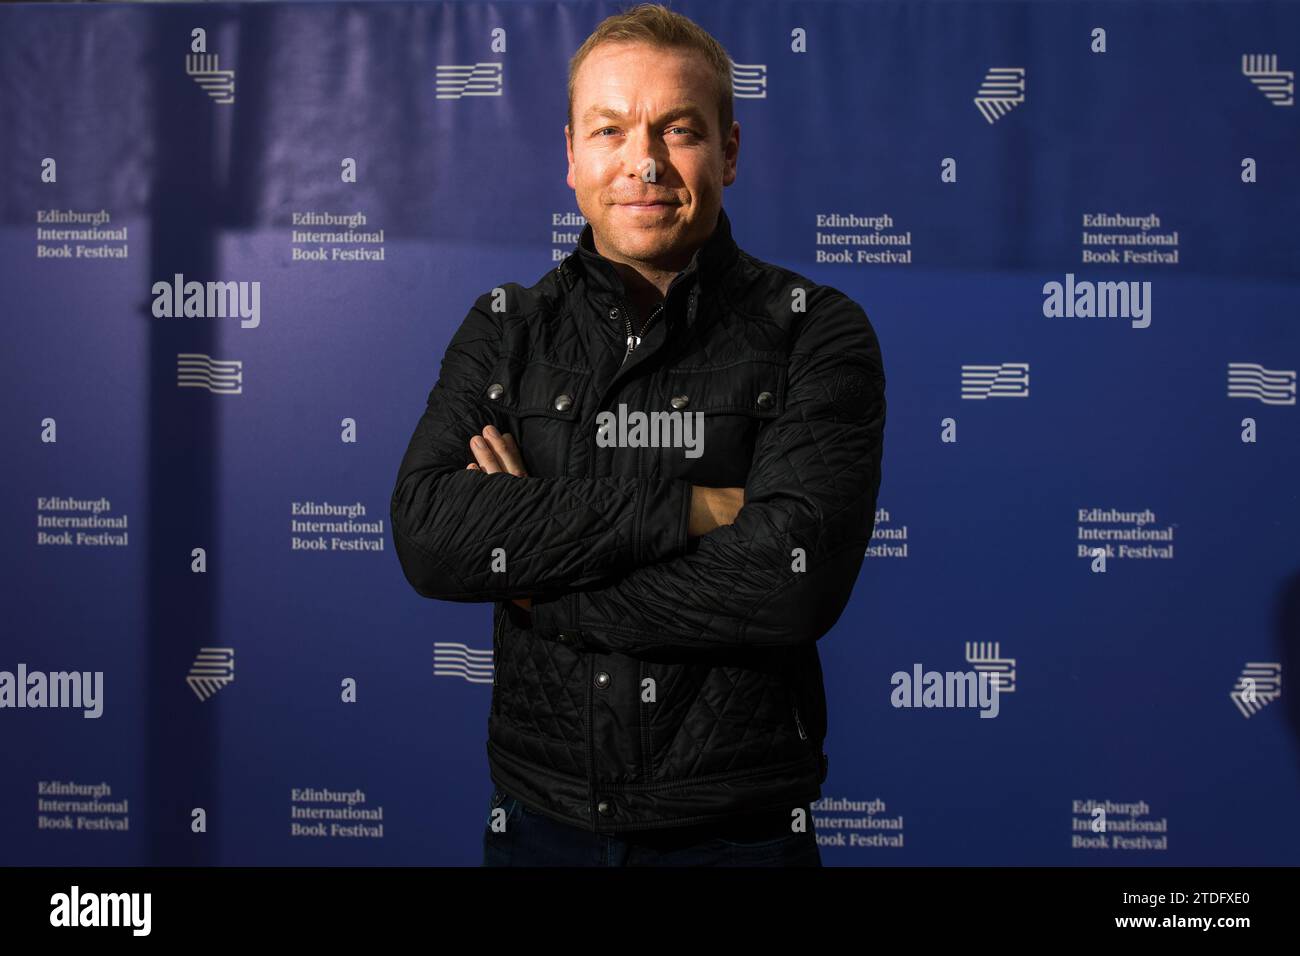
[593, 126, 694, 137]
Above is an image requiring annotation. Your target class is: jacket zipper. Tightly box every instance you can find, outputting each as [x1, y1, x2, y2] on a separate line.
[616, 299, 665, 368]
[793, 703, 808, 740]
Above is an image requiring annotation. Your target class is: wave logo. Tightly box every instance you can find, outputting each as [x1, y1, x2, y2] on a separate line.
[1230, 662, 1281, 718]
[185, 53, 235, 105]
[965, 641, 1016, 694]
[187, 647, 234, 702]
[974, 67, 1025, 123]
[436, 63, 502, 99]
[1242, 54, 1293, 106]
[434, 642, 493, 685]
[960, 362, 1028, 399]
[177, 354, 242, 395]
[1227, 363, 1296, 406]
[731, 61, 767, 99]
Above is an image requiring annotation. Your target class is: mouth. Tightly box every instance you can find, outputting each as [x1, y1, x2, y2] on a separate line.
[619, 201, 676, 212]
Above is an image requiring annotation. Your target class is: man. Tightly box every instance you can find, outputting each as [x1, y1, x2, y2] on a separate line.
[391, 3, 885, 866]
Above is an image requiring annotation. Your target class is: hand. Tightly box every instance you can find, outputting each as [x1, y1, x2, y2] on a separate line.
[465, 424, 527, 476]
[688, 486, 745, 538]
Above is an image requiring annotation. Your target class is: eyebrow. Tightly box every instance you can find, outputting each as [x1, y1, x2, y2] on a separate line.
[581, 104, 711, 130]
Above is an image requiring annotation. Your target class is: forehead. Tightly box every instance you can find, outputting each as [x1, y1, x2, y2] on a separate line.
[573, 41, 716, 112]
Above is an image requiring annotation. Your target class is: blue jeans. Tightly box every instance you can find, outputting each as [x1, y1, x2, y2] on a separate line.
[481, 787, 822, 867]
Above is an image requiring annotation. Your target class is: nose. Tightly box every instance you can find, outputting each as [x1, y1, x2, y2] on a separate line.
[623, 126, 666, 185]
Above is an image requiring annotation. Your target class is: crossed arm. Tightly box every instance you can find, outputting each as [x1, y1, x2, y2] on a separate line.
[389, 298, 751, 611]
[391, 289, 885, 656]
[461, 424, 745, 611]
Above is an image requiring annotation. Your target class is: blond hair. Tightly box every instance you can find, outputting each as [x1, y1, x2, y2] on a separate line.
[567, 3, 734, 144]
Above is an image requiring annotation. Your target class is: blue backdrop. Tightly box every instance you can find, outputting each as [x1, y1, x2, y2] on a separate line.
[1, 0, 1298, 866]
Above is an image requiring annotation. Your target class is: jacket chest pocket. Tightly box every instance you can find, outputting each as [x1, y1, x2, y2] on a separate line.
[652, 359, 786, 487]
[476, 358, 590, 478]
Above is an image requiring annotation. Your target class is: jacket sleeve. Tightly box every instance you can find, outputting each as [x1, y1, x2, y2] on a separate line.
[390, 293, 694, 602]
[531, 292, 886, 654]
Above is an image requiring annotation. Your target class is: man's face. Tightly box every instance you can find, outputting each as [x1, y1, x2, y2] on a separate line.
[566, 41, 739, 271]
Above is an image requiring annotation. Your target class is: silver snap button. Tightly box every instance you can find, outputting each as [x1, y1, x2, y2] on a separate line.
[486, 383, 504, 400]
[670, 394, 690, 410]
[756, 390, 775, 409]
[597, 800, 612, 815]
[595, 671, 610, 689]
[554, 393, 573, 412]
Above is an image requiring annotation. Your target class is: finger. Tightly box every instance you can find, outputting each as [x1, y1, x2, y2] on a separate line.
[482, 425, 525, 477]
[470, 436, 504, 474]
[482, 425, 526, 477]
[471, 437, 502, 473]
[466, 462, 480, 470]
[500, 431, 528, 477]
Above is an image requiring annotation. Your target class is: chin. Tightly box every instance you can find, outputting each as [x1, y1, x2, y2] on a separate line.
[621, 237, 676, 259]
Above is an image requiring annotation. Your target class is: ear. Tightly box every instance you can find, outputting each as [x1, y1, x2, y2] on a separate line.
[721, 121, 739, 187]
[565, 124, 576, 190]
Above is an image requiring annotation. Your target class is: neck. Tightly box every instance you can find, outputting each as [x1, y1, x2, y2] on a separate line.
[592, 238, 684, 292]
[614, 265, 672, 322]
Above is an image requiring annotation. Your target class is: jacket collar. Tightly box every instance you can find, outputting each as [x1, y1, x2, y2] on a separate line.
[565, 205, 740, 305]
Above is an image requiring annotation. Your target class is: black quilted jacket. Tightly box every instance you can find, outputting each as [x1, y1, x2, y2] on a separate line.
[391, 206, 886, 832]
